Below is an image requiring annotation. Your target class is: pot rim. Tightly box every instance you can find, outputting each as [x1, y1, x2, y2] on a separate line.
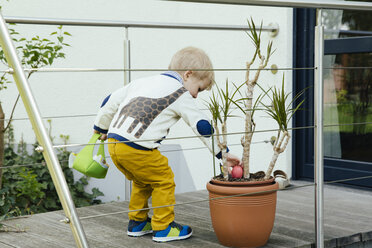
[210, 177, 275, 186]
[207, 178, 279, 195]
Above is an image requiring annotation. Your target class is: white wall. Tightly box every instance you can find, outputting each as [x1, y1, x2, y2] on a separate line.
[0, 0, 293, 198]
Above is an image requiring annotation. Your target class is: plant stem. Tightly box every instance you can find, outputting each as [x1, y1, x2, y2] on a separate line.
[277, 131, 286, 149]
[221, 122, 228, 180]
[265, 131, 290, 179]
[4, 72, 32, 133]
[242, 53, 268, 179]
[215, 122, 223, 147]
[211, 121, 216, 177]
[266, 151, 280, 180]
[3, 94, 20, 133]
[242, 83, 254, 178]
[0, 104, 4, 189]
[214, 121, 228, 178]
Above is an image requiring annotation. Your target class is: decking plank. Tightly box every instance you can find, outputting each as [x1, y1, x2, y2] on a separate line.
[1, 180, 372, 247]
[0, 240, 17, 248]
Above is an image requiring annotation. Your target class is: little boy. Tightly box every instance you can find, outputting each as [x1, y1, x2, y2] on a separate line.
[93, 47, 240, 242]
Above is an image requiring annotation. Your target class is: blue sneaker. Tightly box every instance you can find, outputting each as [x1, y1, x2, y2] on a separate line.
[127, 217, 152, 237]
[152, 221, 192, 242]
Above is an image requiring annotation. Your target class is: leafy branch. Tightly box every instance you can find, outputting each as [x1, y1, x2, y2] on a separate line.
[259, 75, 306, 179]
[241, 17, 275, 178]
[207, 80, 245, 179]
[0, 25, 72, 133]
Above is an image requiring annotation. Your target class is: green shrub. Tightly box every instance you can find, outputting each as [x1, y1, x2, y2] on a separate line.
[0, 127, 103, 221]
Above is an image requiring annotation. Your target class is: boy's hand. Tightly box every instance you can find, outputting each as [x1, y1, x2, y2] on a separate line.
[226, 153, 242, 171]
[94, 130, 107, 141]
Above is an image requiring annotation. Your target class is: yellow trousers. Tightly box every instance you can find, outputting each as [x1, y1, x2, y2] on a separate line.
[108, 138, 176, 231]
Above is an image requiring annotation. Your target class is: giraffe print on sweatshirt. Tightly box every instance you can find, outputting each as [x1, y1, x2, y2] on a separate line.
[113, 87, 187, 138]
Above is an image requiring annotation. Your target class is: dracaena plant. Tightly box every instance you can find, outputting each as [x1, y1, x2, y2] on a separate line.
[259, 76, 305, 180]
[240, 18, 274, 178]
[207, 80, 245, 180]
[207, 18, 305, 181]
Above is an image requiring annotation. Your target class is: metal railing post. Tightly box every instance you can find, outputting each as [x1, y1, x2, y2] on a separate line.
[124, 27, 132, 201]
[124, 27, 131, 85]
[314, 8, 324, 248]
[0, 12, 89, 248]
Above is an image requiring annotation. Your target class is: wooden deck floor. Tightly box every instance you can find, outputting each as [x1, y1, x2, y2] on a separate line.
[1, 180, 372, 248]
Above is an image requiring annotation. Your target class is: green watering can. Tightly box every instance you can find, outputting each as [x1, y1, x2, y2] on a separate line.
[69, 133, 109, 179]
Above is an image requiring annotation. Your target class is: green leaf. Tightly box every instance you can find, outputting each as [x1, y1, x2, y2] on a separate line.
[91, 188, 104, 198]
[30, 55, 38, 62]
[260, 74, 307, 131]
[80, 176, 88, 185]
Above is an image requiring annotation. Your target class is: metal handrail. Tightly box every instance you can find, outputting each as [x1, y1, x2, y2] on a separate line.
[4, 16, 277, 32]
[165, 0, 372, 11]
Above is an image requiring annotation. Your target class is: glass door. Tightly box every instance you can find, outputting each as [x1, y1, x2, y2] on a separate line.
[324, 52, 372, 163]
[293, 6, 372, 188]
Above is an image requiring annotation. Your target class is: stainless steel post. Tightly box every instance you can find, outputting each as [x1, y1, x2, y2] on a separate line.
[124, 27, 132, 201]
[0, 12, 89, 248]
[314, 8, 324, 248]
[124, 27, 131, 85]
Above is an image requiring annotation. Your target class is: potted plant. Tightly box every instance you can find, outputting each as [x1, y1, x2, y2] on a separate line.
[206, 18, 305, 248]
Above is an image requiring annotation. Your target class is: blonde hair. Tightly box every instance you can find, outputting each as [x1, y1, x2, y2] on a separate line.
[168, 46, 215, 89]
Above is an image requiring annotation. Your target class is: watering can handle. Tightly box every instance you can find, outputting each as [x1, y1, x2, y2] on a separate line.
[89, 133, 106, 160]
[90, 133, 103, 143]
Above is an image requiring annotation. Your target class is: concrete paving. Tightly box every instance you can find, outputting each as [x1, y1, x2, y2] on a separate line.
[1, 180, 372, 248]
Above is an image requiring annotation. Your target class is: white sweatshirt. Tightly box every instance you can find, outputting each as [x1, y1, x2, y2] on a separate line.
[94, 71, 223, 157]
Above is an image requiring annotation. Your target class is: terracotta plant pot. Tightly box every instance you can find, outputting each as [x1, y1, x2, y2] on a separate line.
[206, 178, 279, 247]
